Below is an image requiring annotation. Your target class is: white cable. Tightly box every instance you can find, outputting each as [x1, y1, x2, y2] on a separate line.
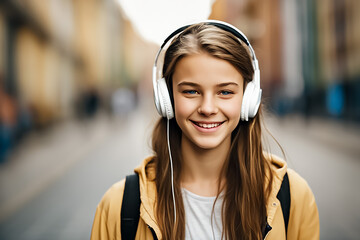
[167, 118, 177, 224]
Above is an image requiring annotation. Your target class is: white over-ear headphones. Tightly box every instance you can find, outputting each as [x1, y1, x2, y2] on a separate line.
[153, 20, 262, 121]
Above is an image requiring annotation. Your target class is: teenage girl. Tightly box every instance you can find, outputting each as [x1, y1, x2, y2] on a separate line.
[91, 21, 319, 240]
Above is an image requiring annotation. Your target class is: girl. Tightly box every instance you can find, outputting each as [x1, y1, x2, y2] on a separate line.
[91, 21, 319, 240]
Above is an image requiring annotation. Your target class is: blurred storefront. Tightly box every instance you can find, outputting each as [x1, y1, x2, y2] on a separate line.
[210, 0, 360, 121]
[0, 0, 153, 162]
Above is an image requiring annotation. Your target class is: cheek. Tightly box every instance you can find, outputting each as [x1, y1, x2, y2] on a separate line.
[221, 98, 242, 120]
[173, 96, 196, 119]
[226, 108, 241, 124]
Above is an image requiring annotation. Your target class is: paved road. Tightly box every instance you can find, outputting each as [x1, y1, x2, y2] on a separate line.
[0, 100, 359, 240]
[0, 103, 157, 240]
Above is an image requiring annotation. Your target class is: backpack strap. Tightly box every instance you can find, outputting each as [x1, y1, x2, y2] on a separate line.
[276, 172, 291, 236]
[120, 173, 158, 240]
[121, 172, 290, 239]
[121, 174, 140, 240]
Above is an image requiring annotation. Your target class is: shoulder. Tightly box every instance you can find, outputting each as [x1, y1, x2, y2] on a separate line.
[91, 179, 126, 239]
[265, 154, 319, 239]
[286, 169, 320, 239]
[287, 168, 318, 215]
[96, 155, 155, 218]
[287, 168, 315, 203]
[100, 179, 126, 207]
[97, 179, 126, 221]
[266, 153, 313, 200]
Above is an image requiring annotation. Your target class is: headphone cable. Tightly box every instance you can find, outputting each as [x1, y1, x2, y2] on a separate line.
[167, 118, 177, 224]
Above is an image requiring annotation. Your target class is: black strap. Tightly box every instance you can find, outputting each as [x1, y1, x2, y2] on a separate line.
[121, 174, 140, 240]
[149, 226, 158, 240]
[276, 172, 291, 236]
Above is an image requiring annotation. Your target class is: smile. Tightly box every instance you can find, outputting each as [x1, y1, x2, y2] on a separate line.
[191, 121, 224, 129]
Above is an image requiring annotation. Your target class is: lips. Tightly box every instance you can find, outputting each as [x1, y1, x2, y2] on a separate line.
[191, 120, 225, 129]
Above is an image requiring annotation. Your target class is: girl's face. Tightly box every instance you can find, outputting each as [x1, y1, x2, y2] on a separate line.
[172, 53, 244, 151]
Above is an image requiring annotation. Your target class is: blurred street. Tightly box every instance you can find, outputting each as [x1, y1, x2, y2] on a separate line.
[0, 99, 359, 240]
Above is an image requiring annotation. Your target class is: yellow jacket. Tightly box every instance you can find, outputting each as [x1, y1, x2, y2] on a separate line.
[91, 155, 319, 239]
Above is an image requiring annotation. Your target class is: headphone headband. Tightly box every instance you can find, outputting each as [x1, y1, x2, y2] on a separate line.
[161, 21, 250, 49]
[154, 20, 259, 79]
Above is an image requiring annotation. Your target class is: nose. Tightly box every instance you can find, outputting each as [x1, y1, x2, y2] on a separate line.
[198, 94, 218, 116]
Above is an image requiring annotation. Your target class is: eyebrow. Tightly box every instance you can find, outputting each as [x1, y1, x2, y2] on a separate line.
[177, 81, 239, 87]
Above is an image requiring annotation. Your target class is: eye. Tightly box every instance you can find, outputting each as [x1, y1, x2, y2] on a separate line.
[183, 90, 198, 95]
[219, 90, 233, 96]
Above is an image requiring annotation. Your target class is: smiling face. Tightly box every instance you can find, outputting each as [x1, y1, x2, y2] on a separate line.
[172, 53, 244, 151]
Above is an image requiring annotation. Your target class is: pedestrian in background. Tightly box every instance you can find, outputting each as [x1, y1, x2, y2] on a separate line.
[91, 21, 319, 239]
[0, 82, 17, 163]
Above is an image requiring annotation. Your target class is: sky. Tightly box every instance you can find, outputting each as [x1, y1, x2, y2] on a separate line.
[116, 0, 215, 46]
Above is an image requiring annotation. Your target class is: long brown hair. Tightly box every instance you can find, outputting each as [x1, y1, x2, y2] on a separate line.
[152, 23, 274, 240]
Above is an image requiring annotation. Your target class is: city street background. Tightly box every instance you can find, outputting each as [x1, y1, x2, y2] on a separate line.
[1, 0, 360, 239]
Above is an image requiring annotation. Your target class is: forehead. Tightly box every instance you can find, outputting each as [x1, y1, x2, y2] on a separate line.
[173, 53, 243, 86]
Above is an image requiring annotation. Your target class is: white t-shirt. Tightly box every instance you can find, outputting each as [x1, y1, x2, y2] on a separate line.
[182, 188, 223, 240]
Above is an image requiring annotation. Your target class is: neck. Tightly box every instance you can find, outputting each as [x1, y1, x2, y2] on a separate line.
[180, 136, 230, 196]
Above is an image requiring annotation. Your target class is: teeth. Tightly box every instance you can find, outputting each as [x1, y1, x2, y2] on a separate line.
[197, 123, 221, 128]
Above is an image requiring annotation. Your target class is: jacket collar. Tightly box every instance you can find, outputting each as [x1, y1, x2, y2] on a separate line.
[134, 156, 162, 239]
[264, 153, 288, 226]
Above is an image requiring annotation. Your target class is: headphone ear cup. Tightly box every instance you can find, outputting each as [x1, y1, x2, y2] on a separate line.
[241, 82, 253, 121]
[241, 81, 261, 121]
[248, 87, 261, 119]
[157, 78, 174, 119]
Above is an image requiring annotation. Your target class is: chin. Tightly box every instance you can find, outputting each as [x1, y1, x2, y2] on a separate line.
[191, 138, 225, 150]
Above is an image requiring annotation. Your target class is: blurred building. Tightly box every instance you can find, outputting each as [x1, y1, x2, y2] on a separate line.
[210, 0, 283, 99]
[0, 0, 126, 122]
[0, 0, 138, 162]
[210, 0, 360, 122]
